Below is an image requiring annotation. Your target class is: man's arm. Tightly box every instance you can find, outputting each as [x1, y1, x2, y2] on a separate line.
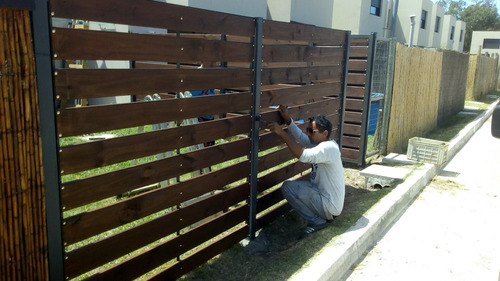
[267, 122, 304, 159]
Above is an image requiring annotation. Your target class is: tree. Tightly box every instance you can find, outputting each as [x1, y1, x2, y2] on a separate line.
[461, 1, 500, 51]
[435, 0, 466, 18]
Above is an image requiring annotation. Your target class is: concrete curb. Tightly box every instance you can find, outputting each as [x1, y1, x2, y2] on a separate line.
[291, 98, 499, 281]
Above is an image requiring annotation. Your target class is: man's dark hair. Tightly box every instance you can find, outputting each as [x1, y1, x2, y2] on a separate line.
[309, 114, 333, 138]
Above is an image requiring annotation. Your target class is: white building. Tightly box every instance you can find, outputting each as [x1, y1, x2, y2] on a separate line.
[470, 31, 500, 57]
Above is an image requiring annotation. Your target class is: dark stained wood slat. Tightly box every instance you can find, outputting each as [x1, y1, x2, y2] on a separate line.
[260, 82, 342, 107]
[50, 0, 255, 37]
[263, 20, 347, 45]
[64, 183, 250, 278]
[55, 68, 253, 100]
[346, 85, 366, 98]
[60, 115, 251, 174]
[349, 46, 369, 58]
[261, 65, 343, 85]
[258, 147, 295, 172]
[348, 59, 367, 72]
[347, 73, 366, 86]
[61, 142, 251, 211]
[345, 98, 365, 111]
[341, 147, 360, 161]
[342, 136, 361, 149]
[350, 38, 369, 46]
[262, 45, 344, 63]
[255, 202, 292, 230]
[87, 206, 249, 281]
[344, 111, 363, 124]
[51, 28, 253, 62]
[150, 226, 249, 281]
[57, 92, 252, 137]
[343, 124, 362, 136]
[63, 161, 250, 244]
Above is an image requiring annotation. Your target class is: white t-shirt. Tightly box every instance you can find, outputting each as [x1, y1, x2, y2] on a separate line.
[288, 120, 345, 218]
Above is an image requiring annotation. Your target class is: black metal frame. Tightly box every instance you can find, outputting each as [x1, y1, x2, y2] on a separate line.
[31, 0, 65, 280]
[248, 17, 263, 240]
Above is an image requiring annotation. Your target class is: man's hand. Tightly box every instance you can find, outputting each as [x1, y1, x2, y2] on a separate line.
[267, 121, 285, 137]
[267, 120, 304, 159]
[277, 105, 292, 125]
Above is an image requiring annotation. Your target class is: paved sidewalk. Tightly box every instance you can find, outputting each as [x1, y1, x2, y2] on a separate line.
[343, 116, 500, 281]
[290, 99, 499, 281]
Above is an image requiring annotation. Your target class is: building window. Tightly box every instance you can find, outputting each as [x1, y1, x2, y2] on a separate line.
[370, 0, 381, 16]
[421, 10, 427, 29]
[450, 26, 455, 40]
[459, 30, 464, 42]
[483, 39, 500, 49]
[435, 16, 440, 33]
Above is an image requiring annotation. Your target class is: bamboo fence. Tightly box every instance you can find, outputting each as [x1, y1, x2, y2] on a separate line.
[387, 43, 442, 153]
[466, 54, 499, 101]
[1, 8, 48, 281]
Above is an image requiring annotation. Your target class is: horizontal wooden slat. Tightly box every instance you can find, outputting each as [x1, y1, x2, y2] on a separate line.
[263, 20, 347, 45]
[63, 162, 250, 245]
[258, 147, 295, 171]
[346, 85, 365, 98]
[55, 68, 253, 100]
[261, 65, 343, 85]
[347, 73, 366, 86]
[64, 183, 250, 278]
[61, 141, 251, 210]
[345, 98, 364, 111]
[51, 28, 253, 62]
[342, 136, 361, 149]
[349, 46, 369, 58]
[350, 38, 369, 46]
[262, 45, 344, 63]
[50, 0, 255, 37]
[341, 147, 360, 161]
[348, 59, 367, 72]
[60, 115, 251, 173]
[151, 225, 249, 281]
[256, 202, 292, 230]
[260, 82, 342, 107]
[344, 111, 363, 124]
[57, 92, 252, 137]
[88, 205, 248, 281]
[343, 124, 361, 136]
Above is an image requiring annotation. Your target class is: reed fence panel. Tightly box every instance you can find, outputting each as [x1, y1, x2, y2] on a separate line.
[0, 8, 48, 281]
[44, 0, 349, 279]
[387, 43, 442, 153]
[466, 54, 499, 101]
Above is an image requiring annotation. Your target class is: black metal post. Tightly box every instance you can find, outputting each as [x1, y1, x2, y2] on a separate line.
[31, 1, 65, 280]
[248, 17, 263, 240]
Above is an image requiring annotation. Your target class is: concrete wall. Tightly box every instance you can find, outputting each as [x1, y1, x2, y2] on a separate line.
[453, 21, 466, 52]
[267, 0, 291, 22]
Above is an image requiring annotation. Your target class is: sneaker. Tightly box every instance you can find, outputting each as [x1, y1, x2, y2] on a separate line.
[299, 222, 327, 239]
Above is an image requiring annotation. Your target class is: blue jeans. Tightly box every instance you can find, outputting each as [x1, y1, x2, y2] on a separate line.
[281, 180, 327, 225]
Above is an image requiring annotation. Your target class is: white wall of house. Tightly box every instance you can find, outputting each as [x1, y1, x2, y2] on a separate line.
[267, 0, 292, 22]
[290, 0, 335, 28]
[454, 21, 466, 52]
[441, 15, 456, 50]
[470, 31, 500, 57]
[331, 0, 391, 36]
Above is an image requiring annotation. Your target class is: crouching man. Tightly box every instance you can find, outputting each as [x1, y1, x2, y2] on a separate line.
[267, 105, 345, 239]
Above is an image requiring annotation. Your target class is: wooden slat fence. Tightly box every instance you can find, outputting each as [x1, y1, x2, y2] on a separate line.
[44, 0, 349, 280]
[341, 34, 376, 165]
